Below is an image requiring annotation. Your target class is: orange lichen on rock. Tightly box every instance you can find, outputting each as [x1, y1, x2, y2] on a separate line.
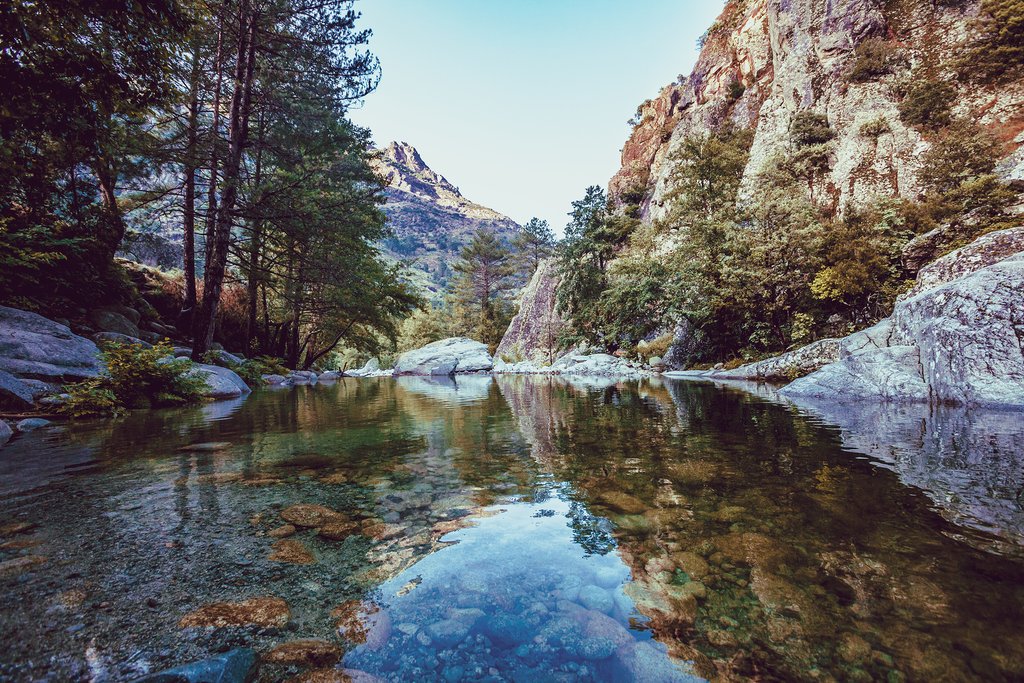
[264, 639, 343, 667]
[269, 539, 316, 564]
[280, 504, 347, 528]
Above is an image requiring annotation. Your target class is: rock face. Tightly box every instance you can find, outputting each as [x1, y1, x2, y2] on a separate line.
[371, 142, 521, 295]
[0, 370, 35, 410]
[393, 338, 493, 376]
[612, 0, 1023, 219]
[0, 305, 102, 381]
[716, 338, 842, 381]
[496, 259, 566, 366]
[781, 228, 1024, 408]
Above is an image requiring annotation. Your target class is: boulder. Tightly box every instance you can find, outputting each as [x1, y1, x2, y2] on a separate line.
[662, 320, 704, 370]
[0, 370, 35, 410]
[716, 338, 842, 381]
[781, 229, 1024, 408]
[91, 332, 152, 349]
[495, 258, 566, 365]
[262, 374, 288, 385]
[88, 308, 141, 338]
[550, 353, 648, 377]
[393, 338, 493, 375]
[318, 371, 342, 381]
[0, 306, 102, 381]
[0, 420, 11, 447]
[188, 364, 252, 399]
[288, 370, 317, 384]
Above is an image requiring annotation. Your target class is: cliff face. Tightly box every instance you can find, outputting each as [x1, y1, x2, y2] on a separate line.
[611, 0, 1024, 219]
[372, 142, 521, 295]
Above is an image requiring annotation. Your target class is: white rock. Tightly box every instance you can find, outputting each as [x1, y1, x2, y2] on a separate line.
[0, 305, 102, 381]
[188, 364, 252, 399]
[393, 338, 493, 376]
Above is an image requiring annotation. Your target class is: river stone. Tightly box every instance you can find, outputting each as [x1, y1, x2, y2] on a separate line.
[178, 597, 290, 628]
[782, 346, 930, 402]
[347, 358, 381, 377]
[333, 600, 391, 650]
[393, 337, 493, 375]
[609, 639, 702, 683]
[263, 640, 342, 667]
[89, 308, 141, 338]
[0, 305, 102, 381]
[131, 647, 256, 683]
[425, 618, 471, 648]
[16, 418, 51, 432]
[280, 504, 346, 527]
[0, 420, 11, 447]
[0, 369, 35, 410]
[268, 539, 315, 564]
[318, 371, 342, 381]
[483, 614, 532, 647]
[187, 364, 251, 399]
[262, 374, 287, 385]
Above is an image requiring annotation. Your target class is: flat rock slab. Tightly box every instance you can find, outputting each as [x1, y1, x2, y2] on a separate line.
[393, 337, 493, 376]
[263, 640, 342, 667]
[0, 305, 102, 381]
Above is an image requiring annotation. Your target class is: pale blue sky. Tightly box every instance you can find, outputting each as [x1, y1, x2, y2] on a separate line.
[349, 0, 723, 234]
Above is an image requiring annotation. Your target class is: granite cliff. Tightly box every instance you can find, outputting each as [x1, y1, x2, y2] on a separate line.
[372, 142, 521, 295]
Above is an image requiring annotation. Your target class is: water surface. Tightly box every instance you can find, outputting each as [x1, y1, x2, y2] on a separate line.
[1, 376, 1023, 682]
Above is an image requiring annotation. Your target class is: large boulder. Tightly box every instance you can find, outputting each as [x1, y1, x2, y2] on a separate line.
[0, 420, 11, 447]
[188, 364, 252, 399]
[782, 229, 1024, 408]
[91, 331, 152, 349]
[0, 305, 102, 381]
[550, 353, 649, 377]
[495, 258, 566, 366]
[0, 369, 35, 410]
[89, 307, 141, 338]
[393, 338, 493, 376]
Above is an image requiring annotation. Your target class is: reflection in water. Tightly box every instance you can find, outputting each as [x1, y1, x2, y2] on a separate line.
[0, 376, 1022, 682]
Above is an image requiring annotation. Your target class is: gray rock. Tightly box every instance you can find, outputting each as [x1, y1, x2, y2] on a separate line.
[663, 320, 703, 370]
[782, 346, 931, 402]
[0, 369, 35, 410]
[213, 350, 244, 366]
[287, 370, 317, 384]
[394, 338, 493, 376]
[715, 338, 841, 381]
[318, 371, 342, 381]
[173, 347, 192, 358]
[131, 647, 256, 683]
[0, 420, 11, 447]
[576, 584, 614, 614]
[262, 374, 288, 385]
[107, 304, 141, 326]
[16, 418, 51, 432]
[187, 364, 252, 399]
[0, 306, 102, 381]
[609, 639, 702, 683]
[901, 226, 1024, 301]
[92, 332, 152, 349]
[88, 308, 141, 338]
[838, 318, 894, 359]
[425, 618, 471, 648]
[139, 331, 162, 344]
[550, 353, 648, 378]
[496, 258, 566, 366]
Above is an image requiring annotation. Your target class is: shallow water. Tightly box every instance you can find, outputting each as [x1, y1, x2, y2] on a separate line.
[1, 375, 1023, 682]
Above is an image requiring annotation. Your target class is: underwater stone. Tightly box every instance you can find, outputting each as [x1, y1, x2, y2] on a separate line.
[425, 619, 471, 648]
[483, 614, 533, 647]
[178, 597, 290, 628]
[263, 639, 342, 667]
[131, 647, 256, 683]
[15, 418, 50, 432]
[279, 504, 346, 528]
[577, 584, 614, 614]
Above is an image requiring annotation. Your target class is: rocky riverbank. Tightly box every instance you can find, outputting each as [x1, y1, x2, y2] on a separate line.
[672, 227, 1024, 410]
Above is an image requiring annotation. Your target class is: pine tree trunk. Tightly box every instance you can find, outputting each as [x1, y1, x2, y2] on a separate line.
[179, 44, 201, 328]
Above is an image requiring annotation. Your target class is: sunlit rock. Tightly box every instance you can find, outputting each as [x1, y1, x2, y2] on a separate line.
[280, 504, 347, 528]
[264, 639, 343, 667]
[269, 539, 315, 564]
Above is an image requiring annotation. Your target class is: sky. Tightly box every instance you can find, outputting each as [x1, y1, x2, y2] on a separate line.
[348, 0, 724, 235]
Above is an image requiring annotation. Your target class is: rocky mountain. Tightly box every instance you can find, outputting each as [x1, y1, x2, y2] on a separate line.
[611, 0, 1023, 217]
[372, 141, 521, 295]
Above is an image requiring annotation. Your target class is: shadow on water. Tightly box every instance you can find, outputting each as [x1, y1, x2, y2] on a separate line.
[0, 375, 1022, 681]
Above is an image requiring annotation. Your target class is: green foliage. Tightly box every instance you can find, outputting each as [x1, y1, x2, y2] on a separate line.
[918, 120, 1002, 194]
[200, 351, 286, 387]
[859, 116, 891, 138]
[898, 78, 955, 130]
[451, 229, 516, 351]
[727, 77, 746, 101]
[60, 341, 206, 417]
[511, 218, 556, 278]
[790, 112, 836, 147]
[959, 0, 1024, 83]
[848, 37, 897, 82]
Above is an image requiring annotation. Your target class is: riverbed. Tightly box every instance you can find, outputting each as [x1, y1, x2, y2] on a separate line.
[1, 375, 1022, 682]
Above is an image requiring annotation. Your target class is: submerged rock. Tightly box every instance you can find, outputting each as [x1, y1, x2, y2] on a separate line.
[279, 504, 346, 528]
[178, 597, 290, 628]
[132, 647, 256, 683]
[263, 640, 342, 667]
[393, 338, 493, 376]
[268, 539, 315, 564]
[0, 305, 102, 381]
[15, 418, 51, 432]
[0, 420, 11, 447]
[333, 600, 391, 650]
[0, 555, 47, 578]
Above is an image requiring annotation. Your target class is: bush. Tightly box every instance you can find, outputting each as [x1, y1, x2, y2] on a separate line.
[790, 112, 835, 147]
[898, 78, 955, 130]
[859, 116, 891, 138]
[848, 38, 896, 82]
[201, 351, 287, 387]
[959, 0, 1024, 84]
[59, 341, 207, 417]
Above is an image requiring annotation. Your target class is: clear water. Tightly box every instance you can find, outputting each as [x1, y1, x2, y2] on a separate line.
[1, 375, 1023, 682]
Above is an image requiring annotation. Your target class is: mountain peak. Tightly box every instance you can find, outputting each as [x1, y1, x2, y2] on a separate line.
[372, 141, 507, 221]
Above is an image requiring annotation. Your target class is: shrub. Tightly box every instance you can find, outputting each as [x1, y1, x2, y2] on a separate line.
[201, 351, 286, 387]
[848, 38, 896, 82]
[898, 78, 955, 130]
[727, 77, 746, 101]
[958, 0, 1024, 84]
[790, 112, 835, 147]
[859, 116, 891, 138]
[59, 341, 207, 417]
